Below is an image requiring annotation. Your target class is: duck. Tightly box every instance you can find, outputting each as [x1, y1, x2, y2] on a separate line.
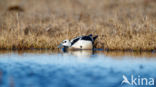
[58, 34, 98, 51]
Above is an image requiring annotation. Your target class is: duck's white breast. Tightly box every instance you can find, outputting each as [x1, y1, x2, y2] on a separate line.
[71, 40, 93, 49]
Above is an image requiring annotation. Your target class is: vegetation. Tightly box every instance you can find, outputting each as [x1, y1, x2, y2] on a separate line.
[0, 0, 156, 51]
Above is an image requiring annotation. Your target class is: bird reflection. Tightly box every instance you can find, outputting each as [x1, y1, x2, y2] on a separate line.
[61, 49, 94, 58]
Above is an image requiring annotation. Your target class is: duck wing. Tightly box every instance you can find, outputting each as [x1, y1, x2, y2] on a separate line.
[81, 36, 93, 41]
[93, 35, 98, 41]
[87, 34, 98, 41]
[70, 37, 81, 46]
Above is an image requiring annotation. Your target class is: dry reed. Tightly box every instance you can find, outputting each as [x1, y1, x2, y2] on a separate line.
[0, 0, 156, 51]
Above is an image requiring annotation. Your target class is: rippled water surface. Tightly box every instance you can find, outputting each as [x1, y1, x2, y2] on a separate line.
[0, 50, 156, 87]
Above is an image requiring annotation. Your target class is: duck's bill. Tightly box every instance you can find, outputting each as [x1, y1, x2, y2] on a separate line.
[58, 44, 63, 48]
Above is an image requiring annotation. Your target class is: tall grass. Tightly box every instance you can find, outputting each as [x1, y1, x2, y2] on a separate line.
[0, 0, 156, 51]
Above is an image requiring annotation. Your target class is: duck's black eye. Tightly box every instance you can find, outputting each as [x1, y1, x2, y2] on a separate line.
[64, 41, 67, 43]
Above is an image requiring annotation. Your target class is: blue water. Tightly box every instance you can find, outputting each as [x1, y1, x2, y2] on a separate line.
[0, 52, 156, 87]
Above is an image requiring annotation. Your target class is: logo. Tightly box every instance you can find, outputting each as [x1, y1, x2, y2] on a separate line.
[121, 75, 154, 86]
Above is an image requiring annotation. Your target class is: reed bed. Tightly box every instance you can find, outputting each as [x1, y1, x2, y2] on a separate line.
[0, 0, 156, 51]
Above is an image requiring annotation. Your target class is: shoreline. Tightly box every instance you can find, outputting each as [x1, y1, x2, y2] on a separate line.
[0, 49, 156, 58]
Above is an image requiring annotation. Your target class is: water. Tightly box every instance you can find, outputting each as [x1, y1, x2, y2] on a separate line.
[0, 50, 156, 87]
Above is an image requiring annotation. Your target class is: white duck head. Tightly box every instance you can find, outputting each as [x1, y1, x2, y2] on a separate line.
[58, 39, 71, 48]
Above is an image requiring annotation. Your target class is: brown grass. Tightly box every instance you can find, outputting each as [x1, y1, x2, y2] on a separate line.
[0, 0, 156, 51]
